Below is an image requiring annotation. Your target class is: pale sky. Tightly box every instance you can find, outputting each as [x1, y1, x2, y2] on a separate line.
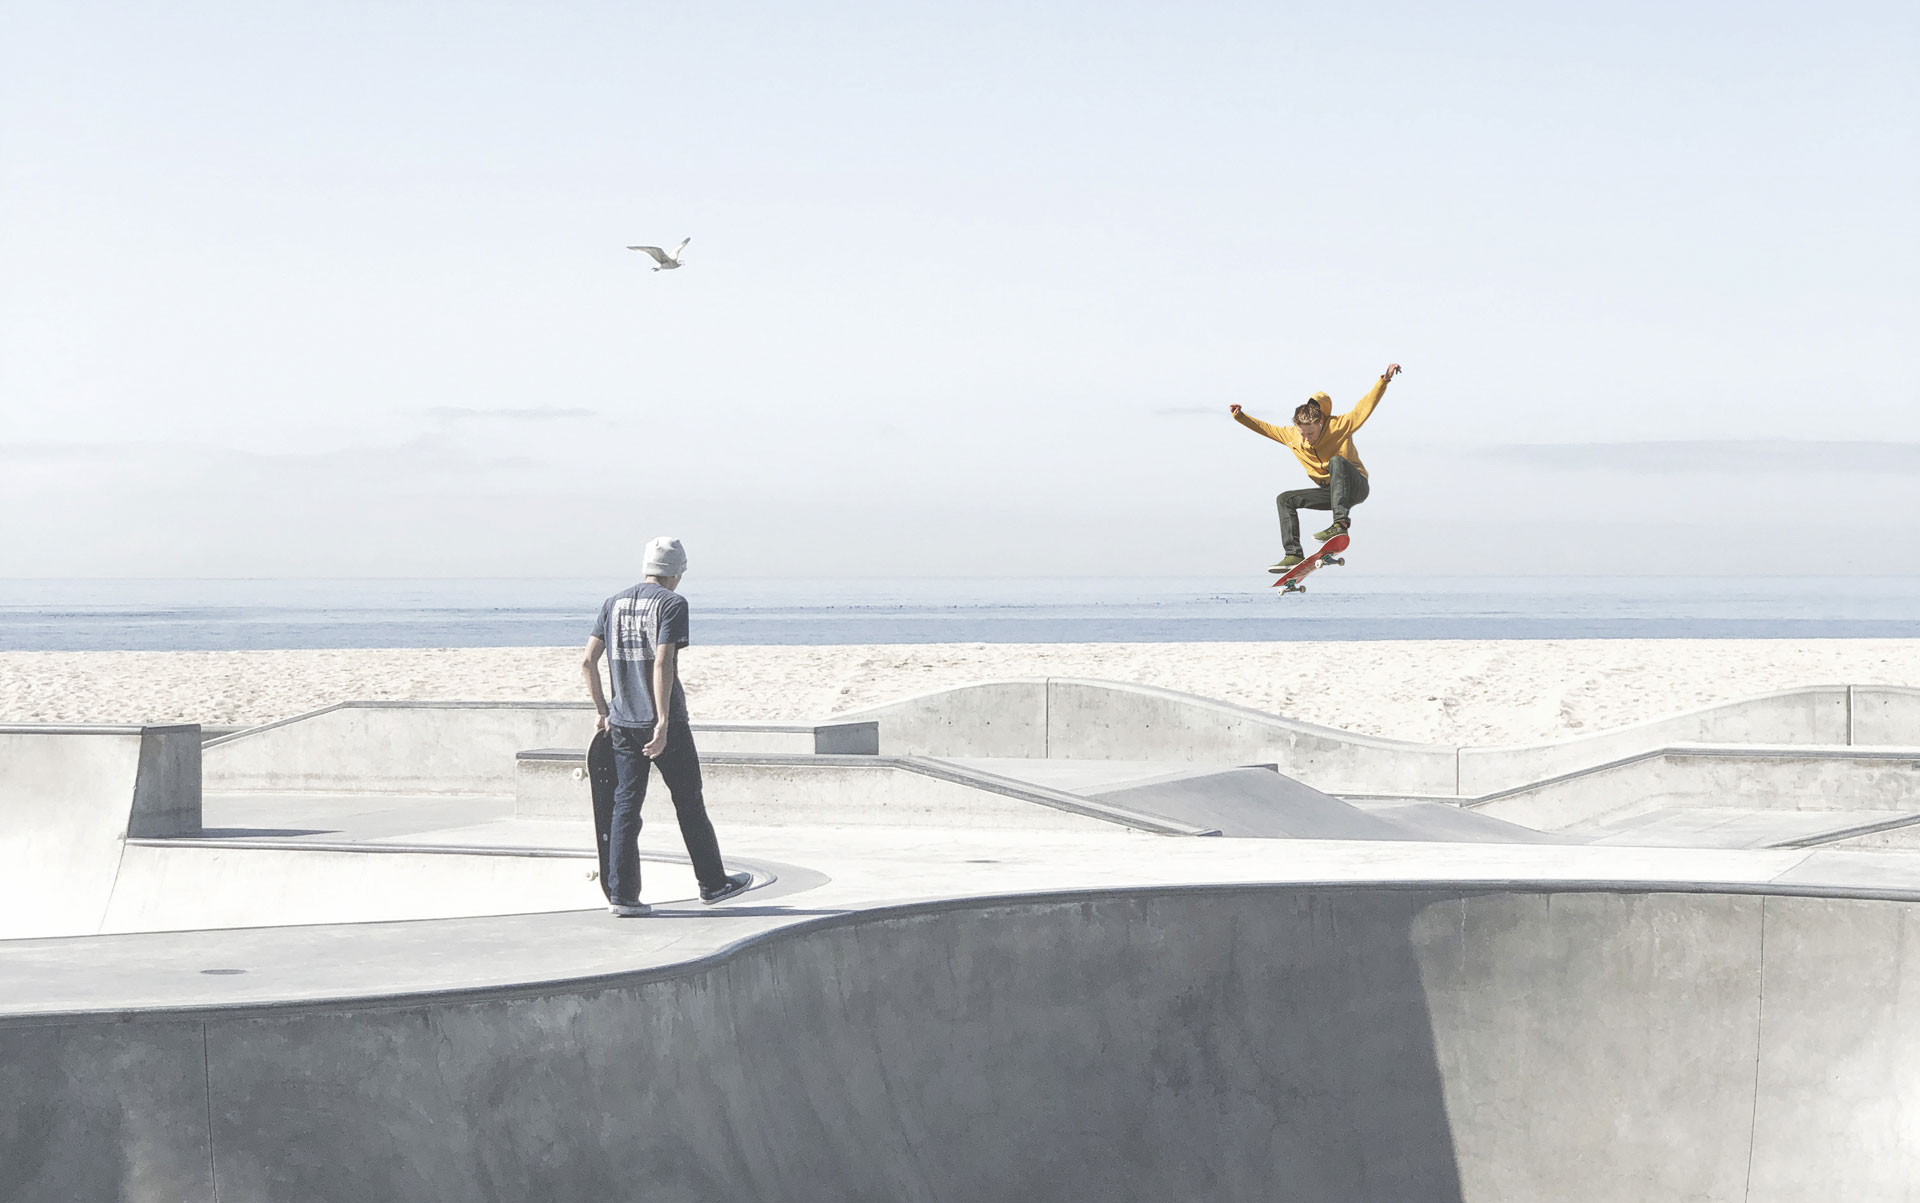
[3, 1, 1915, 577]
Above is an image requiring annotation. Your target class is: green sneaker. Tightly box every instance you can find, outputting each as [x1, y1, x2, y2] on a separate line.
[1268, 554, 1305, 573]
[1312, 520, 1349, 543]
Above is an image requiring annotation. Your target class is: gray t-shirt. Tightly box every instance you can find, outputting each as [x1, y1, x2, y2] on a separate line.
[591, 582, 690, 729]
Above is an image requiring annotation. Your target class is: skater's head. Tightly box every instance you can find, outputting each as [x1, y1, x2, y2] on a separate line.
[1293, 394, 1329, 440]
[643, 536, 687, 590]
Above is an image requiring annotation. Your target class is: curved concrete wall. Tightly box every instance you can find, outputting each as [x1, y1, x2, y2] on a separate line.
[0, 725, 200, 940]
[8, 885, 1920, 1202]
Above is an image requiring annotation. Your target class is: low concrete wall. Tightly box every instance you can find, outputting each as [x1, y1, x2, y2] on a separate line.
[9, 886, 1920, 1201]
[203, 703, 876, 795]
[205, 702, 596, 795]
[1473, 745, 1920, 832]
[834, 680, 1051, 758]
[838, 680, 1915, 797]
[514, 750, 1202, 834]
[0, 725, 201, 940]
[1851, 686, 1920, 745]
[834, 679, 1456, 792]
[1456, 687, 1853, 796]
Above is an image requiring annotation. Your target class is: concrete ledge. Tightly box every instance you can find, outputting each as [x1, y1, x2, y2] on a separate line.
[514, 749, 1214, 835]
[203, 703, 876, 795]
[1472, 743, 1920, 831]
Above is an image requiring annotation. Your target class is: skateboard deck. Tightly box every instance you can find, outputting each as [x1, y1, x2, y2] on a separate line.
[1271, 533, 1350, 594]
[587, 729, 616, 901]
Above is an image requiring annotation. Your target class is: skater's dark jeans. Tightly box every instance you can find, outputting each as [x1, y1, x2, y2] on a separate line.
[608, 718, 728, 902]
[1277, 455, 1370, 556]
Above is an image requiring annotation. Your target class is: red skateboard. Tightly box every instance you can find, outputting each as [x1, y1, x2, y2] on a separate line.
[1271, 533, 1350, 594]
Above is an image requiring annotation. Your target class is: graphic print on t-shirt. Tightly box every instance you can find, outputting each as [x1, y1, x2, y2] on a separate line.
[593, 582, 691, 729]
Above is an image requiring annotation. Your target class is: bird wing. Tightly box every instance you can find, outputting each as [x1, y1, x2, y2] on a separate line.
[627, 246, 670, 265]
[670, 237, 691, 261]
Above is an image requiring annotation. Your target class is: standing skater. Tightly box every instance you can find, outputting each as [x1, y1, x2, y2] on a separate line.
[582, 536, 752, 916]
[1230, 363, 1402, 571]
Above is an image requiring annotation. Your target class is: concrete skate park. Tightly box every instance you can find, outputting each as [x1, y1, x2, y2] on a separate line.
[8, 680, 1920, 1201]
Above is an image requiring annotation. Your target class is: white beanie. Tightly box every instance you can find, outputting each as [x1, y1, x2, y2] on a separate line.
[643, 536, 688, 577]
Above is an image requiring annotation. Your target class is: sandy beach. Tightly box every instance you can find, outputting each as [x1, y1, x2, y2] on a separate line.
[6, 639, 1920, 746]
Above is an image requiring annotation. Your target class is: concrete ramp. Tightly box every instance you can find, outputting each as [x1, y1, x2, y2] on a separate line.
[1472, 744, 1920, 834]
[1577, 807, 1920, 850]
[1349, 799, 1571, 844]
[945, 759, 1426, 840]
[0, 725, 200, 941]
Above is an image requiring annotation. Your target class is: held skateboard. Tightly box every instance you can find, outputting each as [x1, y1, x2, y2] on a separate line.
[587, 729, 616, 901]
[1271, 533, 1350, 594]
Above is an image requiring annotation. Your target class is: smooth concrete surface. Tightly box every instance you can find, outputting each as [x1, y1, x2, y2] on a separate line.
[946, 757, 1557, 842]
[10, 864, 1920, 1201]
[514, 748, 1549, 842]
[516, 750, 1212, 834]
[836, 678, 1458, 791]
[1347, 798, 1571, 844]
[1472, 744, 1920, 832]
[0, 725, 201, 941]
[834, 678, 1920, 795]
[92, 841, 672, 935]
[203, 702, 877, 795]
[1579, 806, 1920, 849]
[1455, 685, 1853, 793]
[1852, 685, 1920, 745]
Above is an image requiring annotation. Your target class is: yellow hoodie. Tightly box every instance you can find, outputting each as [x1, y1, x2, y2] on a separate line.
[1233, 374, 1390, 484]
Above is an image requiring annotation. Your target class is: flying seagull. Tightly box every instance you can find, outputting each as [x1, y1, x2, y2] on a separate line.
[627, 237, 690, 270]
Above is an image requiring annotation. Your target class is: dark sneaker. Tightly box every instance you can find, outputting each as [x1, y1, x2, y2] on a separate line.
[1268, 554, 1305, 573]
[701, 871, 753, 905]
[608, 899, 653, 918]
[1312, 519, 1349, 542]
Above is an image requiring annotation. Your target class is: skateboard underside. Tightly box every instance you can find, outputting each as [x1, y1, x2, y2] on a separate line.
[1272, 533, 1351, 594]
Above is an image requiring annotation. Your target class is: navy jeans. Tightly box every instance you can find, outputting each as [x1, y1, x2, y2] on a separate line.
[1276, 455, 1370, 556]
[607, 718, 728, 903]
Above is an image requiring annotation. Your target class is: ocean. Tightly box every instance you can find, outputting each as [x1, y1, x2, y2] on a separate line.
[4, 576, 1920, 651]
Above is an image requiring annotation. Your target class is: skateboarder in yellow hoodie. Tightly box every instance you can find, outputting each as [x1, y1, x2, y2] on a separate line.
[1230, 363, 1401, 572]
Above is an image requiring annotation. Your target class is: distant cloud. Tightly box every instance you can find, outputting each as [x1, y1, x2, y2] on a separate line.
[425, 406, 597, 422]
[1151, 405, 1230, 418]
[1482, 441, 1920, 475]
[0, 438, 543, 476]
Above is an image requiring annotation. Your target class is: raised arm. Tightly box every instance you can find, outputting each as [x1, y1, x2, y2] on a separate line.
[1228, 404, 1296, 446]
[1333, 363, 1401, 436]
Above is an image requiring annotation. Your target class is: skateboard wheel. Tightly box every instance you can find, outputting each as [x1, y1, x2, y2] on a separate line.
[572, 767, 586, 780]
